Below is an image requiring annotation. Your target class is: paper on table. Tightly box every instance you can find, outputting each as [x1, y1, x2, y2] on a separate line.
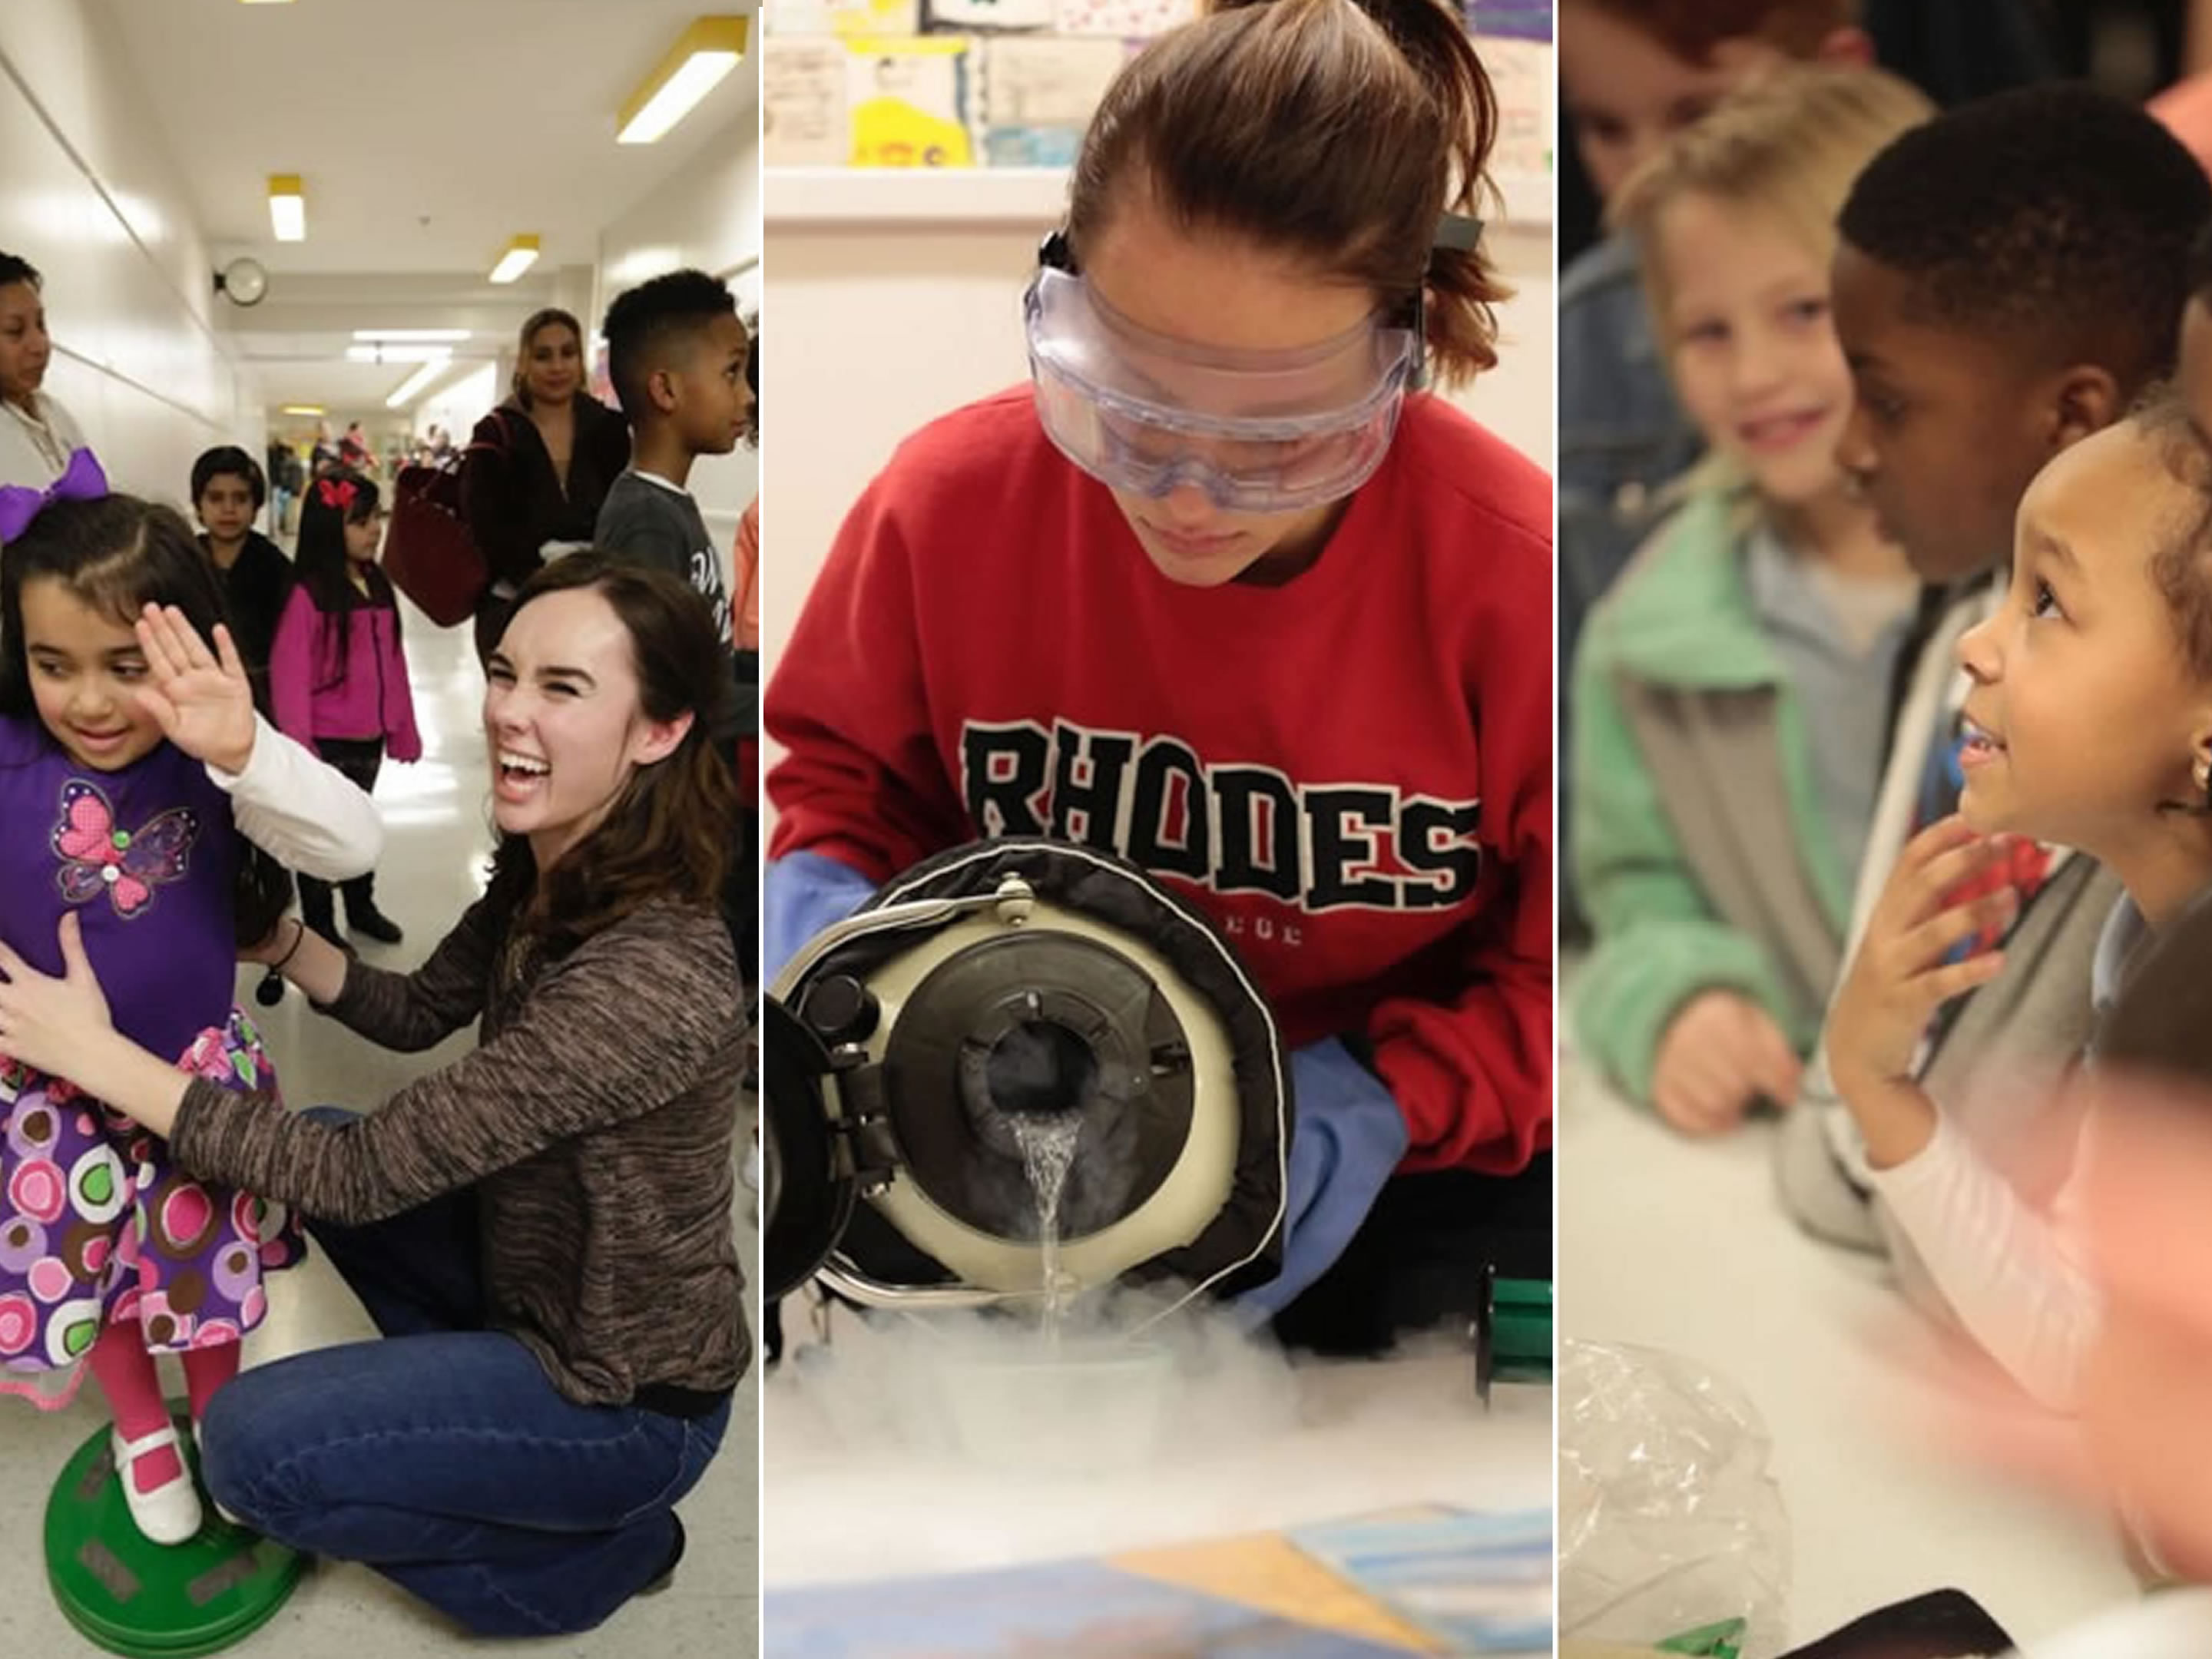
[1291, 1507, 1553, 1655]
[1113, 1531, 1442, 1652]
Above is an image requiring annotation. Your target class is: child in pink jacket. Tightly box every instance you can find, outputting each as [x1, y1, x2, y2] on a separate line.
[270, 470, 420, 948]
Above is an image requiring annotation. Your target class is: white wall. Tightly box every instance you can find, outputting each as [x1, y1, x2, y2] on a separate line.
[594, 108, 763, 548]
[416, 363, 500, 450]
[0, 0, 256, 507]
[760, 182, 1552, 807]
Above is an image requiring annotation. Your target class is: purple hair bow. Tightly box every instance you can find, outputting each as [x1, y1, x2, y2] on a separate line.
[0, 448, 109, 545]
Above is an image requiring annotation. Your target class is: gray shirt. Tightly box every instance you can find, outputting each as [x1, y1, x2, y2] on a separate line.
[1745, 526, 1916, 884]
[595, 469, 743, 747]
[595, 469, 733, 648]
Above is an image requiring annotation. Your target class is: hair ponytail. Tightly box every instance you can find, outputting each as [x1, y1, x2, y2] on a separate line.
[1071, 0, 1508, 386]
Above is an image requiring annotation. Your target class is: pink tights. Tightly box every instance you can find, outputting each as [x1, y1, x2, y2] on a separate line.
[86, 1322, 240, 1494]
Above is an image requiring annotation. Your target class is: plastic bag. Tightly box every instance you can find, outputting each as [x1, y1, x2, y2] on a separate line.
[1559, 1339, 1793, 1658]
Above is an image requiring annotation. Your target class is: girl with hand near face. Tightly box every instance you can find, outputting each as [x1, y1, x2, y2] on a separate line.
[1825, 396, 2212, 1409]
[0, 488, 380, 1545]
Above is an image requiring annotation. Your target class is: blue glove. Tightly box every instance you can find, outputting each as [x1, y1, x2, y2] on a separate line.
[764, 850, 878, 984]
[1228, 1036, 1408, 1326]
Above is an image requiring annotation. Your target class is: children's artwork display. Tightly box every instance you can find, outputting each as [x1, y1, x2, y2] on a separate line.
[847, 38, 975, 167]
[1469, 0, 1551, 40]
[763, 0, 1551, 197]
[1482, 35, 1553, 187]
[765, 39, 850, 167]
[927, 0, 1059, 29]
[766, 0, 924, 35]
[978, 38, 1128, 165]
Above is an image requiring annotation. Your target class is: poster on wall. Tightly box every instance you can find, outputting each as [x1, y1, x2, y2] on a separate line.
[926, 0, 1058, 30]
[979, 37, 1128, 164]
[767, 0, 922, 35]
[765, 38, 850, 165]
[1049, 0, 1196, 36]
[1469, 0, 1550, 40]
[847, 38, 976, 166]
[1480, 35, 1551, 183]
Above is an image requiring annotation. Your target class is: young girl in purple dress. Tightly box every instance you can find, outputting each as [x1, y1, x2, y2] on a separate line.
[0, 479, 382, 1545]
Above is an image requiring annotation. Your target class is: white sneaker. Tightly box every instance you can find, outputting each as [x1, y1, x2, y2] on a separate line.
[111, 1424, 203, 1545]
[192, 1420, 243, 1528]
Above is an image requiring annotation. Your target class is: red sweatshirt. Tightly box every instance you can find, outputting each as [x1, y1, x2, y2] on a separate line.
[767, 389, 1551, 1174]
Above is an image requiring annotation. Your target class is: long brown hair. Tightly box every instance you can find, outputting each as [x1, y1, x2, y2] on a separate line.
[510, 306, 584, 409]
[1069, 0, 1506, 385]
[485, 555, 733, 958]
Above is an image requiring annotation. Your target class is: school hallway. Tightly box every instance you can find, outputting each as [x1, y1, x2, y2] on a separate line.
[4, 1, 759, 1649]
[1, 604, 763, 1657]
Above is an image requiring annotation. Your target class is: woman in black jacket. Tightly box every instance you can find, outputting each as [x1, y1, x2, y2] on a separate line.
[459, 307, 631, 664]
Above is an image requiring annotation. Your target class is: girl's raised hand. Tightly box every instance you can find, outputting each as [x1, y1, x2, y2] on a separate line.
[1826, 816, 2019, 1098]
[133, 604, 255, 775]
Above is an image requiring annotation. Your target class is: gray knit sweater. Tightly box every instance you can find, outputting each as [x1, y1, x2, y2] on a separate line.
[171, 890, 749, 1409]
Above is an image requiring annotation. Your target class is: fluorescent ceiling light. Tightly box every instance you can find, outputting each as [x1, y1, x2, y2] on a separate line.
[353, 329, 471, 343]
[488, 236, 540, 284]
[346, 345, 452, 365]
[280, 404, 325, 416]
[386, 361, 449, 409]
[617, 18, 749, 145]
[268, 174, 305, 243]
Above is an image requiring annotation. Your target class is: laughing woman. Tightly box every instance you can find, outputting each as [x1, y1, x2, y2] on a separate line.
[0, 555, 747, 1637]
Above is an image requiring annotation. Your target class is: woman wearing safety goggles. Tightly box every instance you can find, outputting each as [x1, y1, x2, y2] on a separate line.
[767, 0, 1553, 1342]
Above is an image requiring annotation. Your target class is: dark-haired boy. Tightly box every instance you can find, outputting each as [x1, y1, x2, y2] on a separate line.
[594, 268, 750, 657]
[1777, 85, 2212, 1263]
[190, 444, 293, 687]
[596, 269, 756, 970]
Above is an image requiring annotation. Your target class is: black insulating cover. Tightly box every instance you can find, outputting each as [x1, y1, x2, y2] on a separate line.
[800, 837, 1293, 1297]
[1778, 1588, 2013, 1658]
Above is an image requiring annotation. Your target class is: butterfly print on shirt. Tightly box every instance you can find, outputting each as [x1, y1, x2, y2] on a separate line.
[50, 779, 199, 919]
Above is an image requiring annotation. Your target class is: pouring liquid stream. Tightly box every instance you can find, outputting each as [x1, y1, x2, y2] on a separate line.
[1008, 1110, 1083, 1353]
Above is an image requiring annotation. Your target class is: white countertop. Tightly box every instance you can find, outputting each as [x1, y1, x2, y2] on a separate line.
[1559, 1047, 2139, 1652]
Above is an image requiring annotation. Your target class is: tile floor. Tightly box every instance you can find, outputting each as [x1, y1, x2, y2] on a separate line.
[5, 603, 760, 1657]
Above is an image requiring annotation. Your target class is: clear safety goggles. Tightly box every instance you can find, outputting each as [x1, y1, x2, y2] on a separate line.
[1022, 235, 1423, 514]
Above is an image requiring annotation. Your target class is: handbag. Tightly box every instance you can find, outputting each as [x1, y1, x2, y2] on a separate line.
[381, 412, 512, 627]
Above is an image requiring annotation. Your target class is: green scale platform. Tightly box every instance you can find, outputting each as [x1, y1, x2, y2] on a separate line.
[44, 1411, 306, 1658]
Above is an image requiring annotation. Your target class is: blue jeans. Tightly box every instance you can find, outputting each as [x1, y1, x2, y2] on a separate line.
[197, 1108, 730, 1637]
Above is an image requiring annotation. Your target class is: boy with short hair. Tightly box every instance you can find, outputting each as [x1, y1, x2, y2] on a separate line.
[190, 444, 293, 687]
[594, 268, 750, 664]
[1777, 85, 2212, 1267]
[597, 269, 755, 965]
